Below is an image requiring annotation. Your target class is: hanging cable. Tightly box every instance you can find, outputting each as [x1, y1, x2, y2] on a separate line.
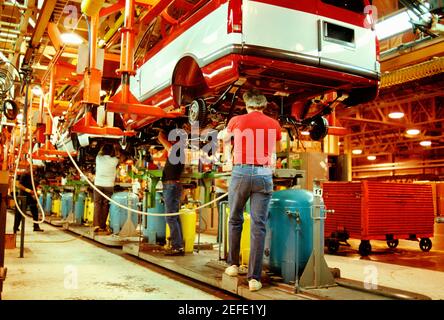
[45, 102, 228, 217]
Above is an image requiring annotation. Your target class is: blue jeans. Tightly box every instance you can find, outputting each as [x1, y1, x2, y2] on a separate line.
[228, 165, 273, 281]
[163, 183, 184, 250]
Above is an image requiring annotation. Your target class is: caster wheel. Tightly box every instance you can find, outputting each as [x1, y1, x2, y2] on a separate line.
[188, 98, 207, 127]
[387, 239, 399, 249]
[358, 240, 372, 256]
[327, 239, 340, 254]
[419, 238, 432, 252]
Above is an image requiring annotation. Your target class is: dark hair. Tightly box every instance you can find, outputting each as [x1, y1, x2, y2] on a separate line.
[99, 144, 115, 157]
[243, 88, 267, 110]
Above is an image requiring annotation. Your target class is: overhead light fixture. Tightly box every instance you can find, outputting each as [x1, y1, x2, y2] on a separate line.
[375, 11, 412, 40]
[406, 128, 420, 136]
[301, 131, 310, 136]
[60, 33, 84, 45]
[0, 52, 9, 62]
[388, 112, 405, 119]
[352, 149, 363, 155]
[32, 85, 43, 96]
[420, 140, 432, 147]
[375, 9, 432, 40]
[367, 155, 377, 161]
[29, 17, 36, 28]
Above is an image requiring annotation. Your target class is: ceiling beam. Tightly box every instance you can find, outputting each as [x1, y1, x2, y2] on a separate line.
[22, 0, 58, 67]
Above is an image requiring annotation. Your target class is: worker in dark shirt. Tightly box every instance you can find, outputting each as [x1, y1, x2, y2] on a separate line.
[158, 128, 187, 256]
[13, 168, 44, 233]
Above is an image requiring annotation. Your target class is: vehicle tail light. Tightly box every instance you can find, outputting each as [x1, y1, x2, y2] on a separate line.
[227, 0, 242, 33]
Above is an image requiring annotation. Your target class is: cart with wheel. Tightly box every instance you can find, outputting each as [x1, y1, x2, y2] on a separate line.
[322, 181, 435, 256]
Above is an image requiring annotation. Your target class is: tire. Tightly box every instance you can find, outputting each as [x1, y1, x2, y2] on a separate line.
[387, 239, 399, 249]
[188, 98, 207, 127]
[327, 239, 340, 254]
[343, 86, 379, 107]
[3, 99, 18, 120]
[419, 238, 432, 252]
[358, 240, 372, 256]
[309, 116, 329, 141]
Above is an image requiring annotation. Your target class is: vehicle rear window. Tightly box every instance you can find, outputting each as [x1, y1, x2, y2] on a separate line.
[321, 0, 366, 14]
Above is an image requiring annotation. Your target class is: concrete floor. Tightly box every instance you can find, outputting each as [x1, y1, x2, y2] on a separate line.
[3, 210, 444, 300]
[2, 211, 219, 300]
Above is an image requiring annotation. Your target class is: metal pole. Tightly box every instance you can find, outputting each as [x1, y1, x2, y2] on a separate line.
[220, 201, 229, 261]
[0, 171, 10, 299]
[294, 212, 301, 293]
[18, 196, 27, 258]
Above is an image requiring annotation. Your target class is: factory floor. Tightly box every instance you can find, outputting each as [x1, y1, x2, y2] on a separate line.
[2, 210, 444, 300]
[1, 210, 221, 300]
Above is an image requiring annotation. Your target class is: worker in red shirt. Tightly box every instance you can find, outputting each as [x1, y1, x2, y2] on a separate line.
[223, 88, 282, 291]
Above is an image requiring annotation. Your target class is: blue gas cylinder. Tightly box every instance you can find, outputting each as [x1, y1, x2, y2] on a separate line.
[142, 192, 166, 244]
[61, 192, 74, 219]
[109, 192, 139, 235]
[74, 192, 86, 224]
[45, 193, 52, 215]
[39, 194, 44, 208]
[264, 189, 316, 284]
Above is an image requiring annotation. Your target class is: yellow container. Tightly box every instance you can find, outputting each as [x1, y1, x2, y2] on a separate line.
[83, 196, 94, 225]
[165, 208, 197, 253]
[52, 198, 61, 218]
[226, 210, 251, 266]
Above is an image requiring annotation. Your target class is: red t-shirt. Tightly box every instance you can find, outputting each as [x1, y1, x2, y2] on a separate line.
[227, 111, 282, 166]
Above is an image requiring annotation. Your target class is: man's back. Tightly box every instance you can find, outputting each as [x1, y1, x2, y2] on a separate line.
[227, 111, 282, 166]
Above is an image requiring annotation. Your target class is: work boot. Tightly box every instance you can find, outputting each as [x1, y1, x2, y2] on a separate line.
[33, 227, 44, 232]
[248, 279, 262, 292]
[164, 248, 185, 256]
[224, 265, 239, 277]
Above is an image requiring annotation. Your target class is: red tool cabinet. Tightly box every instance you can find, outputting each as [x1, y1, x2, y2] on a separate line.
[322, 181, 434, 256]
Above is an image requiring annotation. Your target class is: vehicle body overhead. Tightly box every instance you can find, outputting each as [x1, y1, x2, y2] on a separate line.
[120, 0, 379, 130]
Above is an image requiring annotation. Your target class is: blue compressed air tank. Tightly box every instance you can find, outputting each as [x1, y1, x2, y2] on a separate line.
[74, 192, 86, 224]
[61, 192, 74, 219]
[264, 189, 316, 284]
[39, 194, 44, 208]
[142, 192, 166, 244]
[109, 192, 139, 235]
[45, 193, 52, 215]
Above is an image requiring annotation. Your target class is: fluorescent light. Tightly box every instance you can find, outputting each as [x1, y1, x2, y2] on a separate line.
[376, 11, 412, 40]
[301, 131, 310, 136]
[32, 86, 43, 96]
[388, 112, 405, 119]
[60, 33, 84, 45]
[406, 128, 420, 136]
[0, 52, 9, 62]
[367, 155, 377, 161]
[352, 149, 363, 155]
[420, 140, 432, 147]
[29, 17, 36, 28]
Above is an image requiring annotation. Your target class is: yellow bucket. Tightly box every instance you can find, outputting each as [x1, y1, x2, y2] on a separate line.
[52, 198, 61, 217]
[83, 196, 94, 225]
[165, 208, 196, 253]
[226, 210, 251, 266]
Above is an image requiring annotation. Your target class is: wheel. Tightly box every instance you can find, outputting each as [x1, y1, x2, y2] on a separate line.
[309, 116, 329, 141]
[419, 238, 432, 252]
[3, 99, 18, 120]
[327, 239, 340, 254]
[188, 98, 207, 127]
[358, 240, 372, 256]
[387, 239, 399, 249]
